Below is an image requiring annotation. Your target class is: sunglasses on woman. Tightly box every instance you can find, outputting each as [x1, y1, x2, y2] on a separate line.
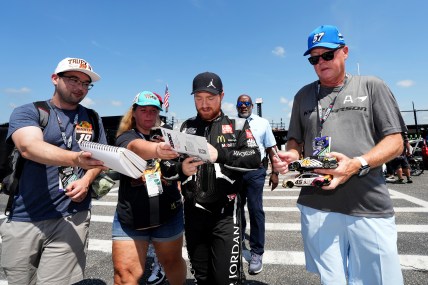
[308, 46, 343, 65]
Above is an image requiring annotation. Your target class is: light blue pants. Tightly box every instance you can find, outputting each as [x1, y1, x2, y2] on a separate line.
[298, 204, 403, 285]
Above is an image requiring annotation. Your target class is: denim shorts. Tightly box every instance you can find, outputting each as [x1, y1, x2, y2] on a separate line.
[112, 207, 184, 242]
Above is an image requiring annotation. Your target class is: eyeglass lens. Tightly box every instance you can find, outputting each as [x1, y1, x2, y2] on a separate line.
[61, 75, 93, 90]
[308, 49, 338, 65]
[237, 101, 252, 107]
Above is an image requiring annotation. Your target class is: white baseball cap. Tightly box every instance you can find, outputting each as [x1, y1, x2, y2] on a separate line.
[54, 57, 101, 82]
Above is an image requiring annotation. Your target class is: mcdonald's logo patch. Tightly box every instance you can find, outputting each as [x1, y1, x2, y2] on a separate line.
[217, 135, 226, 143]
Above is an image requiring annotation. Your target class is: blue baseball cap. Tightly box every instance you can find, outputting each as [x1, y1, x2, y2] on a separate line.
[132, 91, 163, 111]
[303, 25, 346, 56]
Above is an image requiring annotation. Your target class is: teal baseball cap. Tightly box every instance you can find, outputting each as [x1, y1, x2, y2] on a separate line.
[132, 91, 163, 111]
[303, 25, 346, 56]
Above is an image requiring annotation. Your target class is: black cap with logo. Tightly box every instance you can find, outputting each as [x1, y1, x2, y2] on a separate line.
[191, 72, 223, 95]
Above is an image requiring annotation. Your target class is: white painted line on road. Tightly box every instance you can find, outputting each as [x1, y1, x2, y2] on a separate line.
[400, 255, 428, 271]
[393, 207, 428, 212]
[257, 207, 300, 212]
[92, 201, 117, 206]
[264, 188, 301, 192]
[87, 239, 428, 271]
[263, 196, 299, 200]
[261, 250, 305, 265]
[389, 189, 428, 208]
[260, 223, 428, 233]
[89, 239, 112, 253]
[89, 216, 428, 233]
[91, 215, 114, 223]
[2, 205, 428, 224]
[264, 223, 301, 231]
[396, 225, 428, 233]
[255, 206, 428, 212]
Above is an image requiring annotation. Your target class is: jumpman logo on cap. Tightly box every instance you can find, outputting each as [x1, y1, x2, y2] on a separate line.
[207, 79, 216, 89]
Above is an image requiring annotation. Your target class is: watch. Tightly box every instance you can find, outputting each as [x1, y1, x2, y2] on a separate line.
[355, 156, 370, 177]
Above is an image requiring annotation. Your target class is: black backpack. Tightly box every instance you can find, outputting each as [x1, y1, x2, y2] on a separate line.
[1, 101, 100, 215]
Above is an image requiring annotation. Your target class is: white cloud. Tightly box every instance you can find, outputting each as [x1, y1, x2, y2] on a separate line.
[280, 97, 294, 108]
[3, 87, 31, 94]
[272, 46, 285, 58]
[91, 40, 101, 48]
[81, 97, 95, 107]
[112, 100, 122, 107]
[280, 97, 288, 104]
[222, 101, 236, 117]
[396, 80, 415, 87]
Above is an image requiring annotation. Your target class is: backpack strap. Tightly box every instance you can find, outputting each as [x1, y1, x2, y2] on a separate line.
[85, 108, 100, 142]
[4, 103, 102, 216]
[4, 101, 51, 216]
[33, 101, 100, 141]
[33, 101, 50, 129]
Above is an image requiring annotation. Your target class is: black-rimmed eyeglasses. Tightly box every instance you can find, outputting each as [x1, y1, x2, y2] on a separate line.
[237, 101, 252, 108]
[59, 75, 94, 90]
[308, 47, 343, 65]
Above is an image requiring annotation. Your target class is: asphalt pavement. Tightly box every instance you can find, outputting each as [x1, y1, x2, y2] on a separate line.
[0, 172, 427, 285]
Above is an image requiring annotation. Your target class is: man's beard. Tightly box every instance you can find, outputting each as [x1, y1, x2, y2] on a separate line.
[238, 111, 251, 118]
[58, 89, 85, 105]
[197, 105, 221, 121]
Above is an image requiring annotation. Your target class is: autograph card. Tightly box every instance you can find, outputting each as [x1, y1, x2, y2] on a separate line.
[312, 136, 331, 156]
[160, 128, 212, 162]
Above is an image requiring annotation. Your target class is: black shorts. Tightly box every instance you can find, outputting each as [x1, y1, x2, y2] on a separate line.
[390, 156, 410, 171]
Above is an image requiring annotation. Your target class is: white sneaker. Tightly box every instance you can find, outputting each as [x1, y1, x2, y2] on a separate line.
[385, 176, 396, 183]
[147, 260, 166, 285]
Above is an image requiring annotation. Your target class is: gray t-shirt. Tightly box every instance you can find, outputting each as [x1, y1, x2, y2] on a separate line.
[6, 101, 107, 221]
[287, 75, 407, 217]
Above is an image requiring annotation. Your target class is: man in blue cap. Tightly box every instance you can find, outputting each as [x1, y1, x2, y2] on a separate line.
[273, 25, 405, 284]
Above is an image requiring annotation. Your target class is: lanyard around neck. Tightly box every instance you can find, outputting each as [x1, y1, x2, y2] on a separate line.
[316, 76, 347, 135]
[48, 102, 78, 150]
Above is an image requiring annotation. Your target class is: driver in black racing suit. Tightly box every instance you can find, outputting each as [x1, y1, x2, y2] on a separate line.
[178, 72, 261, 285]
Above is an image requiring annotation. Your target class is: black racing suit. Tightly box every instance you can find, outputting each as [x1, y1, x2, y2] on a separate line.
[179, 111, 261, 285]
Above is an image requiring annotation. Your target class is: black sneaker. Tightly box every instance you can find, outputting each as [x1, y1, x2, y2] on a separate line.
[407, 178, 413, 183]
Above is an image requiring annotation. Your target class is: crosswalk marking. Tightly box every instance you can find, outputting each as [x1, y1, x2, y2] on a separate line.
[88, 215, 428, 233]
[85, 239, 428, 271]
[389, 189, 428, 207]
[1, 180, 427, 284]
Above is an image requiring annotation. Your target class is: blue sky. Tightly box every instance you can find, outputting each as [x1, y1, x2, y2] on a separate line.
[1, 0, 427, 129]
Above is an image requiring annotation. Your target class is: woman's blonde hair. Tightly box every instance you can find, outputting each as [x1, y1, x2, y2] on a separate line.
[116, 106, 135, 138]
[116, 105, 162, 138]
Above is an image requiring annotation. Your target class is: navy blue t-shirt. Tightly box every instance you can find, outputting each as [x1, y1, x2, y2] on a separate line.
[6, 100, 107, 221]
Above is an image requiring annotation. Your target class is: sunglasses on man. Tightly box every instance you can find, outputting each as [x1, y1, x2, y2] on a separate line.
[308, 46, 344, 65]
[237, 101, 252, 108]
